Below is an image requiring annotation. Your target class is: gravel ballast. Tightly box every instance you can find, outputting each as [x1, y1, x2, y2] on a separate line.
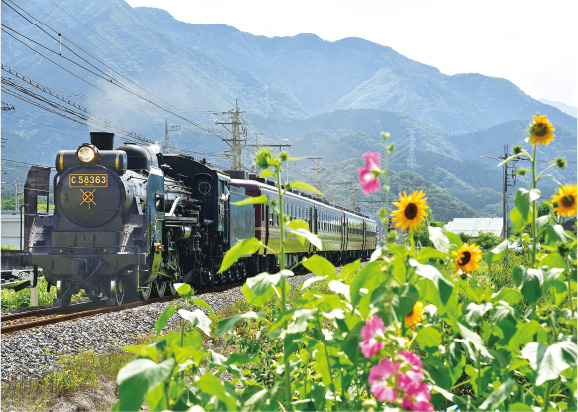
[1, 273, 317, 381]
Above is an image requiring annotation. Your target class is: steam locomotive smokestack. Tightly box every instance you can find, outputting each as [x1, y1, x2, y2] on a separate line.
[90, 132, 115, 150]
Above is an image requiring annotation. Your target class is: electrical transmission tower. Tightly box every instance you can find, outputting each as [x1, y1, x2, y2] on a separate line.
[407, 131, 417, 168]
[215, 100, 247, 169]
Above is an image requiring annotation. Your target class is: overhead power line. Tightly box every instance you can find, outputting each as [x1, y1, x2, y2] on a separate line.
[1, 65, 230, 160]
[1, 0, 225, 137]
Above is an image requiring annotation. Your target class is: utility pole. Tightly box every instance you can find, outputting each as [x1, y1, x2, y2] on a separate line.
[255, 132, 266, 150]
[15, 178, 20, 210]
[244, 139, 291, 173]
[328, 181, 357, 210]
[481, 145, 519, 239]
[350, 182, 357, 211]
[307, 156, 325, 192]
[216, 100, 247, 170]
[1, 179, 21, 209]
[163, 119, 181, 154]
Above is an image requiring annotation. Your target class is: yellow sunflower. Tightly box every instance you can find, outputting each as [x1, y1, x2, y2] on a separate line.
[528, 113, 555, 146]
[452, 243, 482, 274]
[405, 301, 424, 328]
[552, 184, 577, 217]
[391, 190, 429, 232]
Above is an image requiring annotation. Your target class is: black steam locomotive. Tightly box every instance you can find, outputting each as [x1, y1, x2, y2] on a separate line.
[22, 132, 377, 306]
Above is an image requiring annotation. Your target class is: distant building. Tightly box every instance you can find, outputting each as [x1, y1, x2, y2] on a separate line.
[1, 211, 22, 248]
[444, 217, 503, 238]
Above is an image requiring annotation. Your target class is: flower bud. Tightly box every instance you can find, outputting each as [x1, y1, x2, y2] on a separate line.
[556, 157, 566, 169]
[513, 145, 523, 155]
[254, 149, 273, 169]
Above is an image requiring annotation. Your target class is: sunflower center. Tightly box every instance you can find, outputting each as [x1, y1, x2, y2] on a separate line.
[404, 203, 418, 220]
[459, 251, 471, 266]
[534, 123, 547, 136]
[562, 195, 575, 208]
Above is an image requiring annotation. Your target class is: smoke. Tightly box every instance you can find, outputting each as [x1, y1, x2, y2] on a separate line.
[148, 142, 162, 154]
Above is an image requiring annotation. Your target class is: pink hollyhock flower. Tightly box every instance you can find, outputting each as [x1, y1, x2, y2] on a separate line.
[361, 315, 385, 340]
[397, 369, 424, 390]
[359, 339, 384, 359]
[358, 152, 382, 194]
[397, 350, 425, 390]
[401, 382, 434, 412]
[368, 359, 398, 402]
[363, 151, 381, 171]
[398, 350, 423, 369]
[359, 316, 385, 358]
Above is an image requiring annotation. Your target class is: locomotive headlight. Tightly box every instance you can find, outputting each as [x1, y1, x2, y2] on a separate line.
[77, 144, 98, 163]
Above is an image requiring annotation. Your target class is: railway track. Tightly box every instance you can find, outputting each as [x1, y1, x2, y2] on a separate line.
[1, 280, 245, 335]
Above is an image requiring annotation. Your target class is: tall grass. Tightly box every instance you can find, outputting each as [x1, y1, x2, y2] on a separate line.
[1, 277, 85, 310]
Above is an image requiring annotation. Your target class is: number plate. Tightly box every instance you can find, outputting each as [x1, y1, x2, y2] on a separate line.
[69, 174, 108, 187]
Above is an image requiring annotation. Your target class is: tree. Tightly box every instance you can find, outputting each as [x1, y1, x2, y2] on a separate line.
[476, 231, 502, 250]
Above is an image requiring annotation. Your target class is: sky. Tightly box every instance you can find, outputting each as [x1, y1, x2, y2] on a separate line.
[129, 0, 577, 107]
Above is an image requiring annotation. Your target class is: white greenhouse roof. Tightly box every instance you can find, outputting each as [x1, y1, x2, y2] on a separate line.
[444, 217, 503, 237]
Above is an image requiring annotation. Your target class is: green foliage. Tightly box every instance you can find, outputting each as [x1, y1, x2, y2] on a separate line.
[1, 277, 85, 310]
[1, 195, 23, 211]
[43, 370, 85, 394]
[115, 136, 576, 412]
[1, 195, 54, 211]
[458, 232, 472, 244]
[476, 231, 503, 250]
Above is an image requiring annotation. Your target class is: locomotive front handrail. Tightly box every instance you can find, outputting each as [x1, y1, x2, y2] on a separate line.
[20, 203, 28, 253]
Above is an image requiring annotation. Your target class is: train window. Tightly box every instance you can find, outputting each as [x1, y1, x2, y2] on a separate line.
[269, 209, 274, 226]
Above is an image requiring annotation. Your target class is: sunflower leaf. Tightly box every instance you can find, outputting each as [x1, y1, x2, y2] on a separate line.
[428, 227, 449, 253]
[409, 259, 453, 305]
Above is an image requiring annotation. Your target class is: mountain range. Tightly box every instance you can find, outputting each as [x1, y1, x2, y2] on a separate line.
[1, 0, 576, 223]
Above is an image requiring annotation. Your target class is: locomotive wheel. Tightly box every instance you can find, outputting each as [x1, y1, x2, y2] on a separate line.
[155, 279, 167, 298]
[169, 281, 177, 295]
[112, 277, 125, 306]
[56, 280, 72, 307]
[140, 285, 153, 300]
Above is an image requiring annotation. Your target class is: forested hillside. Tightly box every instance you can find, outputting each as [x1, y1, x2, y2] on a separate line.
[1, 0, 576, 222]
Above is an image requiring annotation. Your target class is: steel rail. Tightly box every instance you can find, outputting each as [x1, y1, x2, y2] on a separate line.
[0, 280, 247, 335]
